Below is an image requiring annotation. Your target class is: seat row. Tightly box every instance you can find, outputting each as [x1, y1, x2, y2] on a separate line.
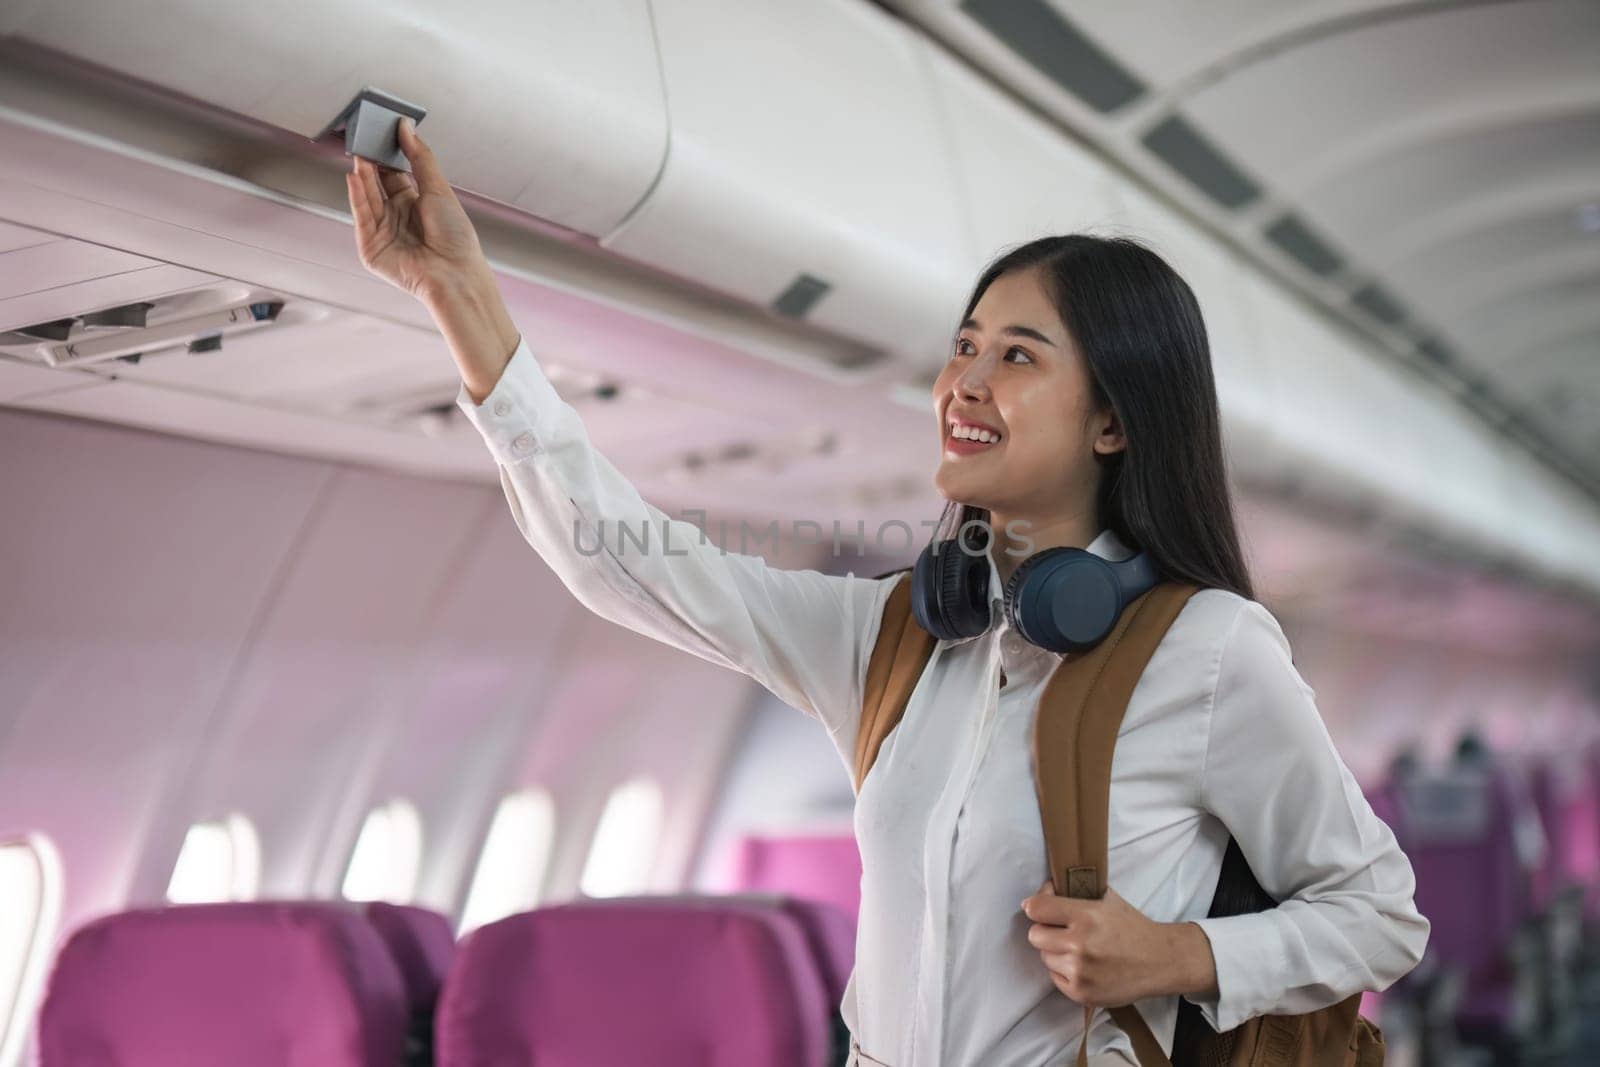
[38, 893, 854, 1067]
[1366, 743, 1600, 1065]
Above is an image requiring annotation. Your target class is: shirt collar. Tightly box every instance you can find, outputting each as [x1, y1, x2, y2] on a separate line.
[945, 526, 1134, 647]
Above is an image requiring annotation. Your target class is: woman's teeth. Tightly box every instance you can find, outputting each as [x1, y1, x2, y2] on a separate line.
[951, 424, 1000, 443]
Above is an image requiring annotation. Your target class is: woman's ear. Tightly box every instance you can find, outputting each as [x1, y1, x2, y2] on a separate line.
[1092, 405, 1127, 457]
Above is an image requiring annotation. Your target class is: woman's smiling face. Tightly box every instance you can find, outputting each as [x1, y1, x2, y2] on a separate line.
[932, 265, 1123, 526]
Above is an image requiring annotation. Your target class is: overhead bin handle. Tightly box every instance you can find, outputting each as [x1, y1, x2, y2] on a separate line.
[319, 87, 428, 172]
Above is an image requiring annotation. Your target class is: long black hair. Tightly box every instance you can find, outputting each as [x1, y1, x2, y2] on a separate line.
[948, 233, 1255, 601]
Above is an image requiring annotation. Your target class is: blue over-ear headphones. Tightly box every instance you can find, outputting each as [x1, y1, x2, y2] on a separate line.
[910, 512, 1162, 653]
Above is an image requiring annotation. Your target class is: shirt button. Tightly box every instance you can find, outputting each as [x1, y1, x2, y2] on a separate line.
[511, 431, 535, 456]
[493, 399, 511, 417]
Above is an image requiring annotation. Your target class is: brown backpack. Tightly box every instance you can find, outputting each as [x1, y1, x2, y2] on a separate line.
[853, 573, 1384, 1067]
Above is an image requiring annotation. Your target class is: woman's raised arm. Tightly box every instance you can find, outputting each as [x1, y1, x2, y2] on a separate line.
[346, 118, 896, 739]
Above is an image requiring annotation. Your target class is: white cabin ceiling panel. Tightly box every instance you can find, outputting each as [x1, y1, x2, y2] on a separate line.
[1181, 2, 1599, 191]
[0, 356, 83, 403]
[1032, 0, 1409, 94]
[0, 238, 155, 300]
[882, 0, 1600, 498]
[1179, 0, 1600, 385]
[600, 0, 976, 366]
[0, 219, 54, 254]
[1388, 210, 1599, 324]
[0, 0, 668, 237]
[1095, 180, 1263, 423]
[913, 35, 1123, 260]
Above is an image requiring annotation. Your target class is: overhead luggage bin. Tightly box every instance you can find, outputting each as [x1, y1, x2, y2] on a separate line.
[0, 0, 669, 238]
[599, 0, 977, 368]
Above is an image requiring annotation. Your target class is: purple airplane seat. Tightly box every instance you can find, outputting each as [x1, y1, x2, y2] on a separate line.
[722, 831, 862, 925]
[362, 901, 456, 1067]
[770, 895, 855, 1007]
[362, 901, 455, 1016]
[1575, 748, 1600, 917]
[38, 901, 408, 1067]
[435, 896, 831, 1067]
[1399, 764, 1536, 1040]
[1534, 751, 1600, 914]
[535, 891, 854, 1008]
[1530, 759, 1566, 910]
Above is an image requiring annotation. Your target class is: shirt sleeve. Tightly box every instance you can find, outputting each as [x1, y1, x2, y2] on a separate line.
[454, 336, 897, 741]
[1182, 600, 1431, 1032]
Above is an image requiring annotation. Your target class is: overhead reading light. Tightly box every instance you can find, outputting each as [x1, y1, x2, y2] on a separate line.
[14, 299, 283, 368]
[82, 302, 154, 328]
[16, 319, 76, 342]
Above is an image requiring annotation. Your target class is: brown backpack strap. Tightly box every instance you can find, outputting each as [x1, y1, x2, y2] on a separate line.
[1036, 581, 1200, 1067]
[853, 572, 937, 794]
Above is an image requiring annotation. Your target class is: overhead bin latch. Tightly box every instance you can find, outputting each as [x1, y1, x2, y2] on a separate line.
[319, 87, 428, 172]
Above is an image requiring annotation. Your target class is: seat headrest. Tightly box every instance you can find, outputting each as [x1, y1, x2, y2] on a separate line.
[39, 901, 407, 1067]
[436, 897, 829, 1067]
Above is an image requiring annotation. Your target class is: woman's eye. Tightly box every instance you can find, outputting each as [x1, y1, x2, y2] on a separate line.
[952, 339, 1032, 364]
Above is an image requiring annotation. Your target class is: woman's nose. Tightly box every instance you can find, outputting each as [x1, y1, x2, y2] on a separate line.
[956, 355, 994, 401]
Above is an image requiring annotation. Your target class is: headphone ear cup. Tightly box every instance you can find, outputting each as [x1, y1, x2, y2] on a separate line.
[998, 547, 1062, 646]
[1001, 550, 1046, 638]
[912, 538, 991, 641]
[1006, 548, 1121, 653]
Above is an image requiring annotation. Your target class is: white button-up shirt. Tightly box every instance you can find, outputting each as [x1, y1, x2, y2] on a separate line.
[458, 338, 1429, 1066]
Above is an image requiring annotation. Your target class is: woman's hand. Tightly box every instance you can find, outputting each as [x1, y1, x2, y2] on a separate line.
[1021, 880, 1218, 1007]
[345, 118, 489, 304]
[345, 118, 521, 403]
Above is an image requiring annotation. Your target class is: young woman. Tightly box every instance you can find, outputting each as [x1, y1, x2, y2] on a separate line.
[347, 119, 1428, 1066]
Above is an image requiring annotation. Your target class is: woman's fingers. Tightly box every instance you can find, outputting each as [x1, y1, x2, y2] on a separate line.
[355, 157, 386, 227]
[344, 170, 364, 225]
[396, 117, 452, 199]
[377, 164, 414, 201]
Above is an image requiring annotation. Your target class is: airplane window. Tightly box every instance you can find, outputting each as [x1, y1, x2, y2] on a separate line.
[458, 788, 557, 935]
[165, 813, 261, 903]
[0, 835, 62, 1067]
[341, 799, 423, 904]
[578, 777, 664, 898]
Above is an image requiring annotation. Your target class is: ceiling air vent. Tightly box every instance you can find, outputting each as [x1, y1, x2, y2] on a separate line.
[1140, 115, 1261, 211]
[0, 286, 286, 368]
[959, 0, 1145, 114]
[1350, 283, 1407, 327]
[1263, 214, 1345, 278]
[772, 273, 831, 320]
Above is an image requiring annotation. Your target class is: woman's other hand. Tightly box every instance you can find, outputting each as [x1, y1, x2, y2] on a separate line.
[1021, 880, 1218, 1007]
[346, 117, 488, 304]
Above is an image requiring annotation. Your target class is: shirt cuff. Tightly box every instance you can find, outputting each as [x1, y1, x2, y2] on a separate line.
[1182, 912, 1286, 1034]
[454, 336, 565, 466]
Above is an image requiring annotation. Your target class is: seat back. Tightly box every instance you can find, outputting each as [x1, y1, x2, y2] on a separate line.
[363, 901, 456, 1067]
[39, 901, 407, 1067]
[1532, 753, 1600, 907]
[721, 832, 862, 925]
[362, 901, 455, 1015]
[1400, 764, 1529, 1027]
[435, 896, 829, 1067]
